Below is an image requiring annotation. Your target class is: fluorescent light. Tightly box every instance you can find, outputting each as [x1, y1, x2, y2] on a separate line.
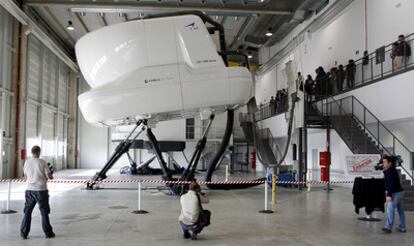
[66, 20, 74, 31]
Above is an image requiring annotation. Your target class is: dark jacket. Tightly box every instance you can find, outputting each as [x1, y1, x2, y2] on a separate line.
[352, 177, 385, 215]
[395, 42, 412, 57]
[383, 166, 403, 197]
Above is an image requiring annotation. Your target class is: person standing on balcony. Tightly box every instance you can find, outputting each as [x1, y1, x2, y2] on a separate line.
[336, 65, 345, 92]
[382, 155, 406, 234]
[329, 67, 337, 94]
[269, 96, 276, 115]
[281, 89, 288, 111]
[296, 72, 304, 92]
[391, 42, 399, 71]
[394, 35, 412, 70]
[304, 74, 314, 102]
[315, 66, 327, 98]
[346, 60, 356, 89]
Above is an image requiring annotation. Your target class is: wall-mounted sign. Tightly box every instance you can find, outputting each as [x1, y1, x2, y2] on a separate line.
[346, 155, 382, 176]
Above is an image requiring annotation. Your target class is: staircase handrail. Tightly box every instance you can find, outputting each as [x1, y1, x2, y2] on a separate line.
[351, 96, 412, 153]
[315, 95, 413, 182]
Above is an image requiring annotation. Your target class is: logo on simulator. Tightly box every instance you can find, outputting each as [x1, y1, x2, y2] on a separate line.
[185, 22, 199, 30]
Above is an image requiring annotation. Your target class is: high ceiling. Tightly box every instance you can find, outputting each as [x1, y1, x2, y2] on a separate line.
[21, 0, 328, 65]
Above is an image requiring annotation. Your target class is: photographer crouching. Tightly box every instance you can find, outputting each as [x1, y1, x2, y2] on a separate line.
[381, 155, 406, 233]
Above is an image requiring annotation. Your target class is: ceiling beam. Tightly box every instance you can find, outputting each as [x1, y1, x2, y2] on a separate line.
[24, 0, 293, 16]
[1, 0, 78, 70]
[229, 15, 258, 50]
[98, 14, 108, 27]
[41, 7, 75, 46]
[122, 14, 128, 22]
[72, 12, 89, 33]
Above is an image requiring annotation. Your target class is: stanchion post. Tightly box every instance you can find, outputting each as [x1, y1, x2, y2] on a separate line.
[272, 174, 277, 204]
[225, 165, 229, 182]
[259, 168, 274, 214]
[1, 179, 17, 214]
[132, 181, 148, 214]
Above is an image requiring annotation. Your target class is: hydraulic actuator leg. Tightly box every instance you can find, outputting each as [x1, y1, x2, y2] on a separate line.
[171, 114, 214, 195]
[87, 120, 145, 189]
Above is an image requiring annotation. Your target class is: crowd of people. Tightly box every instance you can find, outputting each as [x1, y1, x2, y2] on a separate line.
[300, 59, 357, 101]
[301, 34, 411, 101]
[255, 35, 412, 119]
[258, 89, 289, 120]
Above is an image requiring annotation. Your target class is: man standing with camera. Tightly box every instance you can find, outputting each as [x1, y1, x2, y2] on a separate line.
[382, 155, 406, 233]
[20, 146, 55, 239]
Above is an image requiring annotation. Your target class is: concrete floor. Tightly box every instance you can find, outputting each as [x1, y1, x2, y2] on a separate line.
[0, 169, 413, 246]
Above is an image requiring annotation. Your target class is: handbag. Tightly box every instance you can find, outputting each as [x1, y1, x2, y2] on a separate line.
[197, 193, 211, 227]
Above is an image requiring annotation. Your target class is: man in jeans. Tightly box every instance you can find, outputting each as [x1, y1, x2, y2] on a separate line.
[382, 155, 406, 233]
[20, 146, 55, 239]
[179, 182, 209, 240]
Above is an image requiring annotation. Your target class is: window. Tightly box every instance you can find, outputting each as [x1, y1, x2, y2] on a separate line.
[186, 118, 195, 139]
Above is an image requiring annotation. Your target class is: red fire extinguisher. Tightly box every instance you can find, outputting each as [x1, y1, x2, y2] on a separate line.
[250, 151, 256, 169]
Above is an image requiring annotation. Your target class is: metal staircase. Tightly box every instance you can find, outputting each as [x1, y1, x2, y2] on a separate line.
[309, 95, 414, 210]
[239, 114, 278, 166]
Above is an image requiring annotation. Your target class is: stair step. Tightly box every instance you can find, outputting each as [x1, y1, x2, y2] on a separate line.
[403, 197, 414, 203]
[404, 204, 414, 211]
[402, 185, 414, 191]
[404, 190, 414, 196]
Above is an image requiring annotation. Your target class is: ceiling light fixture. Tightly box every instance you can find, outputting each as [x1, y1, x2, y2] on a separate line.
[247, 52, 253, 59]
[66, 20, 75, 31]
[265, 28, 273, 37]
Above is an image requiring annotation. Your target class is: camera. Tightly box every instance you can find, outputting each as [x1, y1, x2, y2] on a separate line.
[47, 162, 54, 174]
[374, 155, 403, 171]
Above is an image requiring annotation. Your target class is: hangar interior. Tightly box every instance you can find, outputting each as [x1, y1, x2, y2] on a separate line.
[0, 0, 414, 245]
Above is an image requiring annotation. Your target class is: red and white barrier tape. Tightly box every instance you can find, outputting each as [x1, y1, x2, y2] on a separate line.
[0, 178, 355, 185]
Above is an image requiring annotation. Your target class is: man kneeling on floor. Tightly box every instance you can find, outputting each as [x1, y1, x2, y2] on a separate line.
[20, 145, 55, 239]
[179, 182, 209, 240]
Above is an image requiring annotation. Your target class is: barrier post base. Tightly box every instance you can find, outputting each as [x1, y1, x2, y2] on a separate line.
[358, 217, 381, 222]
[1, 210, 17, 214]
[259, 210, 274, 214]
[132, 210, 148, 214]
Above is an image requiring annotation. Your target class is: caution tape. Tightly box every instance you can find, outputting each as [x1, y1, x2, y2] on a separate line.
[0, 178, 355, 185]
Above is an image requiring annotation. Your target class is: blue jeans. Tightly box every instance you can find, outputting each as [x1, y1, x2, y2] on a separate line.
[20, 190, 54, 237]
[385, 191, 406, 230]
[179, 221, 204, 235]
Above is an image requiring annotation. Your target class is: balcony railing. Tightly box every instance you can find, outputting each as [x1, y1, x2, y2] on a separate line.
[254, 97, 289, 121]
[310, 33, 414, 100]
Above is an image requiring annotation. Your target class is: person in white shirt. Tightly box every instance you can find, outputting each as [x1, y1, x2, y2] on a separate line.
[179, 182, 209, 240]
[20, 146, 55, 240]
